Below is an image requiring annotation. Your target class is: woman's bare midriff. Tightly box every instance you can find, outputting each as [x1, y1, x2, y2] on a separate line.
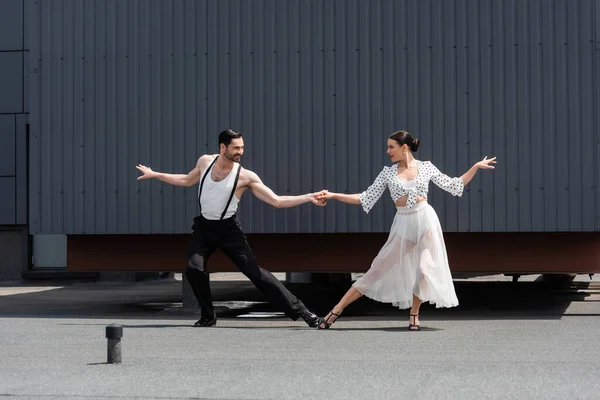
[394, 195, 426, 207]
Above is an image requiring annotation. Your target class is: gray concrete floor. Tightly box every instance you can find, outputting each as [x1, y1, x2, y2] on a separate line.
[0, 273, 599, 399]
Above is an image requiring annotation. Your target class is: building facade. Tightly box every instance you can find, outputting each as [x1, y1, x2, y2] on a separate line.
[1, 0, 599, 277]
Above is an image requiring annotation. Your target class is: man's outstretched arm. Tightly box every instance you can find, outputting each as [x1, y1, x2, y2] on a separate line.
[136, 155, 211, 187]
[247, 171, 324, 208]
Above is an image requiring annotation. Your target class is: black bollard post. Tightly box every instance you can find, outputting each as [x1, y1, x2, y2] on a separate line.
[105, 324, 123, 364]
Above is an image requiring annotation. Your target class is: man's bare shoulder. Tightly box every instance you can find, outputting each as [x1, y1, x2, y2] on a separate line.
[239, 166, 261, 185]
[197, 154, 218, 168]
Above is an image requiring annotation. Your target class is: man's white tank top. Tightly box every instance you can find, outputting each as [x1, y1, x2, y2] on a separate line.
[198, 161, 241, 220]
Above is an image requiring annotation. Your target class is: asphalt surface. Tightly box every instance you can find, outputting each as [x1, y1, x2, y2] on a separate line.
[1, 274, 599, 399]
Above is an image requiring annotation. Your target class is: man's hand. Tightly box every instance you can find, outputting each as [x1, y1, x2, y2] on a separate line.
[136, 164, 156, 180]
[135, 159, 203, 187]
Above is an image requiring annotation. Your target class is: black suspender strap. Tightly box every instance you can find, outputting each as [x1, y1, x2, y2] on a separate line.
[221, 163, 241, 220]
[197, 156, 218, 212]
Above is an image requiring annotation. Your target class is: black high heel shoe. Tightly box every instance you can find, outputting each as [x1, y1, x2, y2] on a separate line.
[408, 313, 420, 331]
[318, 311, 342, 329]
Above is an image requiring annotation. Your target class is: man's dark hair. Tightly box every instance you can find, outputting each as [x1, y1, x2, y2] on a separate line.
[218, 129, 243, 147]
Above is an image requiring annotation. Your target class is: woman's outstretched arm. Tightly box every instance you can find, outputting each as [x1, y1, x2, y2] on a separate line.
[319, 192, 361, 205]
[318, 166, 389, 213]
[460, 156, 497, 186]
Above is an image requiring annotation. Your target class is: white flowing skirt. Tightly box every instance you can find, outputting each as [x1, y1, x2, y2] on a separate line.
[353, 201, 459, 309]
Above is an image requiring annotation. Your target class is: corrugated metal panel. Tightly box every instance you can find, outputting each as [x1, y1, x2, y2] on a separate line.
[0, 52, 23, 113]
[0, 114, 16, 225]
[15, 115, 27, 225]
[597, 0, 600, 233]
[0, 115, 16, 176]
[28, 0, 599, 234]
[0, 0, 25, 228]
[0, 177, 16, 225]
[0, 0, 23, 51]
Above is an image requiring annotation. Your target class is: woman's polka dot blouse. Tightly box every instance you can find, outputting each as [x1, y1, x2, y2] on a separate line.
[358, 160, 464, 213]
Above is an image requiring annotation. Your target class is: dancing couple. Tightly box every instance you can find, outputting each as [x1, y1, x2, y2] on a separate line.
[136, 129, 496, 330]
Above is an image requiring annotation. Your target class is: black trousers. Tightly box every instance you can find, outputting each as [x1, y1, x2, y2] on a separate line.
[184, 214, 307, 320]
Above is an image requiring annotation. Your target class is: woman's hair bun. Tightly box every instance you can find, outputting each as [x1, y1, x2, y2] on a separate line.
[410, 138, 420, 152]
[389, 130, 420, 152]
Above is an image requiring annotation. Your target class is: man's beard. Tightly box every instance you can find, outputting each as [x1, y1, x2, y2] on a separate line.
[224, 152, 241, 162]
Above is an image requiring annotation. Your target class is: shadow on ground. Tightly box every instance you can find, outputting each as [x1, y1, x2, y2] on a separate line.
[0, 274, 597, 321]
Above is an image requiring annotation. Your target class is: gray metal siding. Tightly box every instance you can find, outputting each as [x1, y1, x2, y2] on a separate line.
[28, 0, 599, 234]
[0, 115, 16, 176]
[0, 52, 23, 113]
[0, 0, 23, 51]
[0, 177, 16, 225]
[0, 0, 26, 227]
[0, 115, 16, 224]
[0, 116, 16, 225]
[597, 0, 600, 232]
[15, 114, 27, 225]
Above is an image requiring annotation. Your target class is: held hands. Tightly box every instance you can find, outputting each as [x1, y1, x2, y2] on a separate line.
[310, 190, 329, 206]
[311, 190, 335, 206]
[136, 164, 156, 180]
[475, 156, 497, 170]
[318, 190, 336, 201]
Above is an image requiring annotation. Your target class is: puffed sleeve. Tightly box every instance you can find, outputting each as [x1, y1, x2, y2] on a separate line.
[428, 162, 464, 197]
[359, 167, 388, 214]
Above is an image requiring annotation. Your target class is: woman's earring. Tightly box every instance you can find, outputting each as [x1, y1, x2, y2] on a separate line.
[403, 151, 406, 155]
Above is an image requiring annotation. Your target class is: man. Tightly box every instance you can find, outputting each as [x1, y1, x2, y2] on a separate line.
[136, 129, 325, 328]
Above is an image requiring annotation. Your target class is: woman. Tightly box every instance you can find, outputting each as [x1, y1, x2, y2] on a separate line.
[317, 130, 496, 330]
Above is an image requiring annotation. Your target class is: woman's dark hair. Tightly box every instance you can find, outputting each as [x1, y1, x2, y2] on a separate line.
[389, 130, 420, 152]
[218, 129, 242, 147]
